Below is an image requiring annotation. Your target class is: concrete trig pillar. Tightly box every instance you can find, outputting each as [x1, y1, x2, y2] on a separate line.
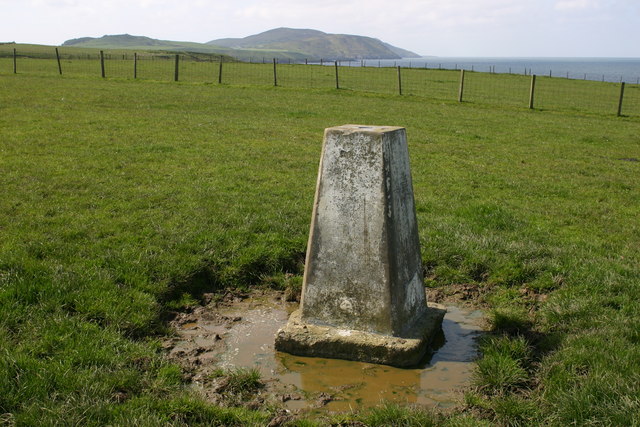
[275, 125, 444, 367]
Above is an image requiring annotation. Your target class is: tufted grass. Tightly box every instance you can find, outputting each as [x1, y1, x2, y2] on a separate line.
[0, 73, 638, 424]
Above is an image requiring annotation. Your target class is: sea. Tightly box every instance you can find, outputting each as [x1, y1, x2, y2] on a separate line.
[337, 57, 640, 84]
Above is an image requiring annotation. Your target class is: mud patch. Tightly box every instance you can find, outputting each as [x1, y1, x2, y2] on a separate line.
[163, 288, 484, 415]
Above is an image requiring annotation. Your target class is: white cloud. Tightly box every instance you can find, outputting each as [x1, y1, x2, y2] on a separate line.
[554, 0, 599, 10]
[235, 0, 523, 28]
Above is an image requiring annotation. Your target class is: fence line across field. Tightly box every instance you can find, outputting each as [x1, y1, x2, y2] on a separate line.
[3, 48, 638, 117]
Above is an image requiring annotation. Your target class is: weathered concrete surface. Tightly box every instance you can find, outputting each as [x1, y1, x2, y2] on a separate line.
[275, 125, 443, 366]
[275, 303, 446, 367]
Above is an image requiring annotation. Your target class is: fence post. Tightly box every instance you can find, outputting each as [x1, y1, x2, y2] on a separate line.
[55, 48, 62, 75]
[218, 59, 223, 84]
[13, 48, 17, 74]
[174, 54, 179, 82]
[100, 50, 105, 78]
[273, 58, 278, 86]
[397, 66, 402, 95]
[134, 53, 137, 79]
[529, 75, 537, 109]
[617, 82, 625, 117]
[458, 69, 465, 102]
[334, 61, 339, 89]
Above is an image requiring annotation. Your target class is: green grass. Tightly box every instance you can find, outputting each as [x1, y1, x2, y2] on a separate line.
[0, 41, 308, 63]
[0, 72, 639, 425]
[473, 335, 532, 394]
[335, 402, 440, 426]
[3, 46, 640, 118]
[210, 367, 263, 395]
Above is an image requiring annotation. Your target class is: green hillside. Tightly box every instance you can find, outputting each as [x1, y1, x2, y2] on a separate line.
[208, 27, 421, 60]
[62, 34, 204, 50]
[62, 34, 233, 54]
[61, 34, 308, 61]
[60, 29, 421, 61]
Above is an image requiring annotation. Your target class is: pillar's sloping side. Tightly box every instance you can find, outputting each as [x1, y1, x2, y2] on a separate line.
[382, 126, 427, 336]
[300, 125, 426, 336]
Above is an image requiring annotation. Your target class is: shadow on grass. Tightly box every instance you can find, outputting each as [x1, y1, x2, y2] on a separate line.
[471, 305, 565, 408]
[152, 250, 305, 334]
[490, 308, 564, 357]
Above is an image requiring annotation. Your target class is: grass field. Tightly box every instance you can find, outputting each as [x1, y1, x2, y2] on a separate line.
[0, 72, 639, 425]
[3, 43, 640, 118]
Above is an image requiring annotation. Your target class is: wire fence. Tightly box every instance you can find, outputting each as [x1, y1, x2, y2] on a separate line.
[2, 47, 639, 117]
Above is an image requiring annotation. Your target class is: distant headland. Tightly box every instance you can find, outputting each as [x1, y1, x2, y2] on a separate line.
[62, 28, 421, 61]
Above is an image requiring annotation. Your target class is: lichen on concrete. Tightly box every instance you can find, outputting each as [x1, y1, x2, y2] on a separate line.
[275, 125, 444, 367]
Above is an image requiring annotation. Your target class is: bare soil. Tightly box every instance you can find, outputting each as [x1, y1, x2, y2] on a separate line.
[162, 288, 328, 420]
[162, 285, 486, 422]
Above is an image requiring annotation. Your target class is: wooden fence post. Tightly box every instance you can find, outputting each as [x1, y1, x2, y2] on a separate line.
[529, 75, 537, 109]
[134, 53, 137, 79]
[617, 82, 625, 117]
[397, 66, 402, 95]
[100, 50, 105, 78]
[458, 69, 465, 102]
[13, 48, 17, 74]
[218, 59, 223, 84]
[273, 58, 278, 87]
[174, 54, 179, 82]
[55, 48, 62, 75]
[334, 61, 339, 89]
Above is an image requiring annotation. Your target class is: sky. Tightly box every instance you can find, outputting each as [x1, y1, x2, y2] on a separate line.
[2, 0, 639, 57]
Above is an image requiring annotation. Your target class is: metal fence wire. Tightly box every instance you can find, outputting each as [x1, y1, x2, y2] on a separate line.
[2, 47, 638, 117]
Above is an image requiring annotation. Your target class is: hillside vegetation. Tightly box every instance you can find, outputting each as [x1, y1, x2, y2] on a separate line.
[61, 28, 420, 61]
[0, 73, 638, 425]
[208, 27, 420, 60]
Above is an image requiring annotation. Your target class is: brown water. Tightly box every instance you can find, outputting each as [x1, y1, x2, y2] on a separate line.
[213, 299, 484, 411]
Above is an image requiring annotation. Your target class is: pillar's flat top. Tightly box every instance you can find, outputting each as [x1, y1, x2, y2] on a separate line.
[325, 124, 405, 135]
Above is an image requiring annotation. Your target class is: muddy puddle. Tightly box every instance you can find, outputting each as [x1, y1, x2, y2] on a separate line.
[165, 290, 484, 414]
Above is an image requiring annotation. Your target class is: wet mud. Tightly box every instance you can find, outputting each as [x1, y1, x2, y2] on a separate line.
[163, 289, 484, 414]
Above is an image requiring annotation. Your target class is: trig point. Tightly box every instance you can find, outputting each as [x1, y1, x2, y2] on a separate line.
[275, 125, 444, 367]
